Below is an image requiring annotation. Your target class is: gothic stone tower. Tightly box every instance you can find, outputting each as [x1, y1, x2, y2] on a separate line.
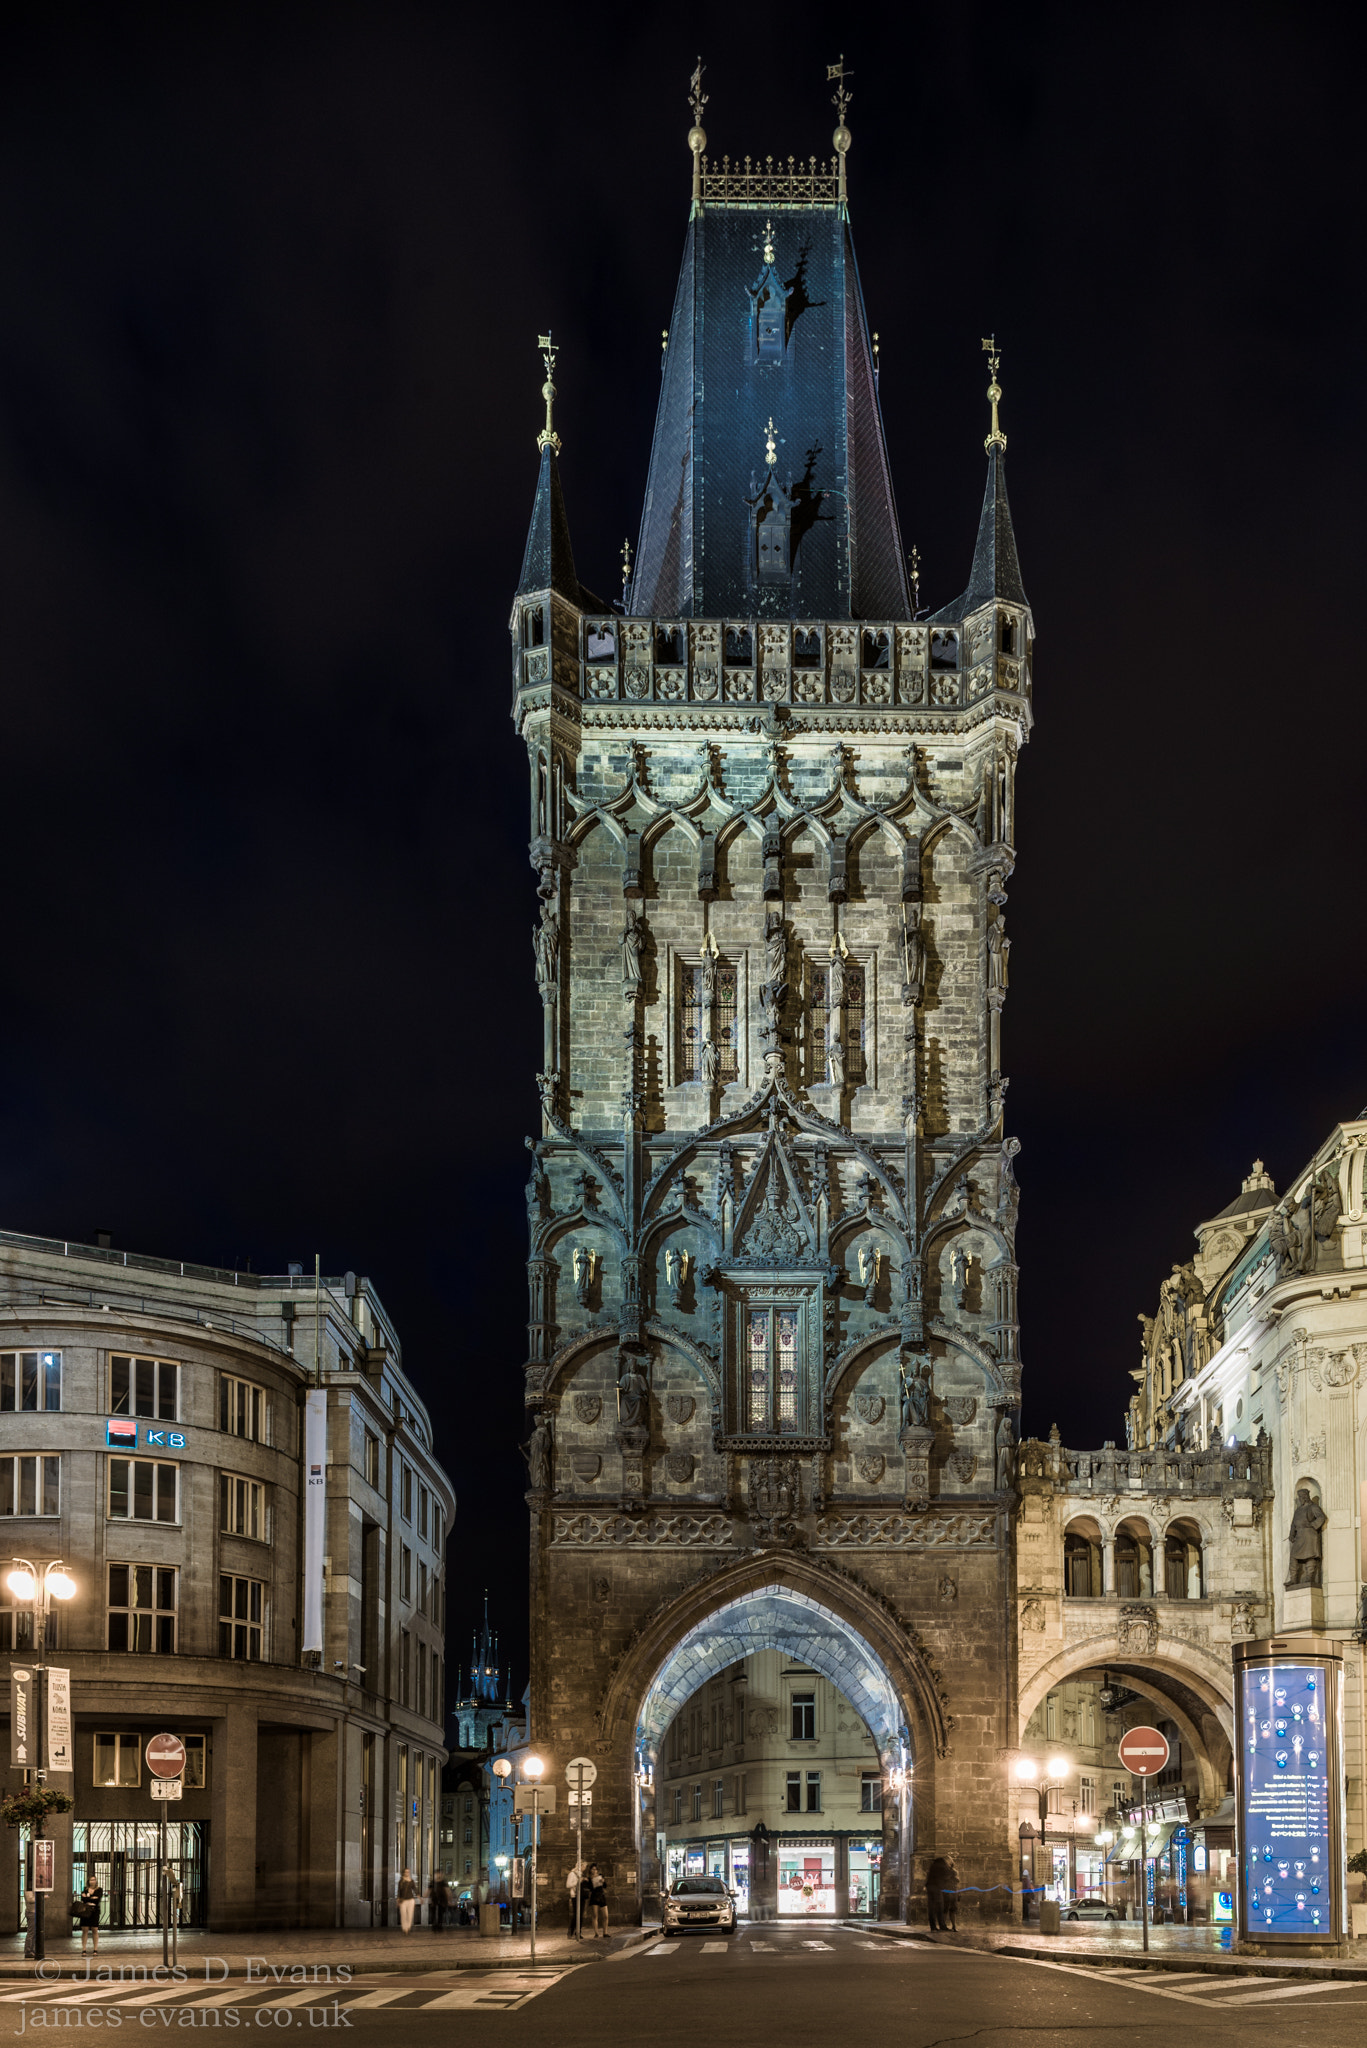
[513, 87, 1033, 1923]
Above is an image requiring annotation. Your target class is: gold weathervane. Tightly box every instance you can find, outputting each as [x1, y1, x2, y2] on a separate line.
[688, 58, 708, 206]
[982, 335, 1006, 454]
[827, 55, 853, 201]
[764, 416, 778, 468]
[620, 537, 632, 595]
[536, 332, 561, 455]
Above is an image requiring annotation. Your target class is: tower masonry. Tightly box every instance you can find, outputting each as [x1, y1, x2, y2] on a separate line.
[512, 81, 1034, 1922]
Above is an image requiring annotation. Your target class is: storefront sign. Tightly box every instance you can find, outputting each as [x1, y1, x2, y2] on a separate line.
[105, 1420, 186, 1449]
[10, 1668, 33, 1768]
[46, 1667, 72, 1773]
[302, 1390, 327, 1655]
[1236, 1641, 1345, 1942]
[510, 1858, 525, 1899]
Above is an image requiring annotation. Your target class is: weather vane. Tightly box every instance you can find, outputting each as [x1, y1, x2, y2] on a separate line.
[688, 57, 707, 128]
[688, 58, 708, 205]
[763, 219, 775, 265]
[620, 537, 632, 596]
[764, 416, 777, 468]
[909, 544, 921, 613]
[982, 335, 1006, 454]
[536, 332, 561, 455]
[827, 54, 854, 125]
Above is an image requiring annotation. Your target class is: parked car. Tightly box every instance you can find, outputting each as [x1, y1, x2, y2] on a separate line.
[662, 1876, 739, 1935]
[1065, 1896, 1118, 1921]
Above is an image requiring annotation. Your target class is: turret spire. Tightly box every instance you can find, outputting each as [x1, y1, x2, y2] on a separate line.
[516, 335, 605, 609]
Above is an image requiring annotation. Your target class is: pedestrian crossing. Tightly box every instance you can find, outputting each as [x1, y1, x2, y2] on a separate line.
[645, 1931, 902, 1962]
[0, 1972, 567, 2016]
[1023, 1957, 1367, 2010]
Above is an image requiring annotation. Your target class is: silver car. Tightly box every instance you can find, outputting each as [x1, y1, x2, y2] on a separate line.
[1064, 1895, 1118, 1921]
[663, 1875, 738, 1935]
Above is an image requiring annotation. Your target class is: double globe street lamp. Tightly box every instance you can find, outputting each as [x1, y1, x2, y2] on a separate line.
[8, 1558, 78, 1962]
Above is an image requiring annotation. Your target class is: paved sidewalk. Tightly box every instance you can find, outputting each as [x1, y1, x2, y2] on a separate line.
[0, 1922, 654, 1979]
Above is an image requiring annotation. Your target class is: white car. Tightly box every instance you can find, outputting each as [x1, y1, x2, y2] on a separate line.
[663, 1876, 738, 1935]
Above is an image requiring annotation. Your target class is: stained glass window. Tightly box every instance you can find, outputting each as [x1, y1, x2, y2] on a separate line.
[745, 1306, 802, 1434]
[810, 963, 866, 1085]
[776, 1311, 799, 1431]
[682, 962, 739, 1083]
[748, 1311, 770, 1429]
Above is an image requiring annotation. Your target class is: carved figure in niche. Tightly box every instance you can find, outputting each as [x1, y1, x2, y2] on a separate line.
[525, 1159, 549, 1222]
[701, 1038, 720, 1088]
[701, 935, 717, 1003]
[1286, 1485, 1327, 1587]
[986, 917, 1009, 991]
[945, 1245, 970, 1315]
[858, 1245, 880, 1306]
[900, 1353, 932, 1431]
[520, 1414, 552, 1492]
[533, 907, 559, 993]
[829, 936, 846, 1010]
[572, 1246, 596, 1308]
[621, 908, 645, 994]
[763, 911, 788, 997]
[994, 1410, 1016, 1492]
[1020, 1598, 1046, 1633]
[902, 907, 925, 1004]
[536, 1071, 558, 1119]
[664, 1246, 689, 1308]
[617, 1354, 651, 1431]
[828, 1034, 846, 1088]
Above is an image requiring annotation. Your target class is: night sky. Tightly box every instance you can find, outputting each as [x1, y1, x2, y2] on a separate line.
[1, 5, 1362, 1698]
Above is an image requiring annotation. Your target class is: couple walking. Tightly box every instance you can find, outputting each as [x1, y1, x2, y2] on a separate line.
[566, 1860, 609, 1939]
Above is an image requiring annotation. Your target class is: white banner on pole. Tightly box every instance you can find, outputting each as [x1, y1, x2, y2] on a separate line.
[303, 1389, 328, 1654]
[46, 1667, 72, 1773]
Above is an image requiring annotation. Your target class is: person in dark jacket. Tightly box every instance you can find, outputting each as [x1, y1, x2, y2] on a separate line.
[428, 1874, 449, 1931]
[76, 1882, 103, 1955]
[925, 1856, 952, 1932]
[941, 1858, 960, 1930]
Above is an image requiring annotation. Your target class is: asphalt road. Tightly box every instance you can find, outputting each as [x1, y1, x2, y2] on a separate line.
[3, 1929, 1367, 2045]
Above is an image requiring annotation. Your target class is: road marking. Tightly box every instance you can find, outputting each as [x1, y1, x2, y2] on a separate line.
[749, 1941, 777, 1951]
[422, 1979, 565, 2012]
[1016, 1958, 1367, 2012]
[649, 1942, 681, 1955]
[801, 1940, 834, 1950]
[1207, 1981, 1367, 2005]
[700, 1942, 730, 1953]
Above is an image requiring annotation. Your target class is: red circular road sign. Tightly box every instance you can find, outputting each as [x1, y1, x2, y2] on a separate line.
[1117, 1725, 1170, 1777]
[145, 1732, 186, 1779]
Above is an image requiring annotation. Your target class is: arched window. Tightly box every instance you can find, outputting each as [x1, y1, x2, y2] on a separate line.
[1114, 1519, 1154, 1600]
[1064, 1520, 1103, 1599]
[1164, 1518, 1204, 1600]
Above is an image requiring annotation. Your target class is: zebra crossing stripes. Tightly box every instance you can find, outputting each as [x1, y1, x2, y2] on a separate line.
[1021, 1957, 1367, 2010]
[0, 1972, 567, 2016]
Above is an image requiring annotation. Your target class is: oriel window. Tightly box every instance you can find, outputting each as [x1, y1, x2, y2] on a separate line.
[747, 1307, 801, 1434]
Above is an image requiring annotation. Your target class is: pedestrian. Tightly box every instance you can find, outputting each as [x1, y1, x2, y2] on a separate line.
[75, 1880, 103, 1956]
[588, 1863, 609, 1939]
[942, 1858, 960, 1932]
[925, 1856, 952, 1932]
[397, 1867, 418, 1933]
[428, 1873, 449, 1931]
[565, 1858, 589, 1938]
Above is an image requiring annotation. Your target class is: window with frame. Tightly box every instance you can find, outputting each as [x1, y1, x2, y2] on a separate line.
[1079, 1774, 1097, 1816]
[419, 1482, 429, 1540]
[364, 1430, 380, 1488]
[747, 1307, 802, 1434]
[808, 962, 866, 1084]
[0, 1586, 34, 1652]
[712, 1779, 725, 1819]
[183, 1735, 207, 1789]
[107, 1563, 178, 1653]
[1, 1455, 61, 1517]
[401, 1546, 412, 1603]
[692, 1784, 702, 1821]
[785, 1772, 802, 1813]
[2, 1350, 61, 1411]
[673, 1789, 683, 1824]
[734, 1774, 747, 1816]
[419, 1562, 428, 1617]
[680, 962, 739, 1084]
[790, 1692, 816, 1741]
[111, 1354, 177, 1421]
[401, 1630, 411, 1706]
[220, 1473, 267, 1542]
[218, 1574, 264, 1660]
[805, 1771, 821, 1813]
[108, 1457, 177, 1523]
[401, 1463, 413, 1522]
[860, 1772, 882, 1813]
[219, 1373, 267, 1442]
[94, 1732, 141, 1787]
[418, 1642, 428, 1717]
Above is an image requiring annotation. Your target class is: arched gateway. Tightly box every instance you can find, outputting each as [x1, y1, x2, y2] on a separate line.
[512, 90, 1035, 1924]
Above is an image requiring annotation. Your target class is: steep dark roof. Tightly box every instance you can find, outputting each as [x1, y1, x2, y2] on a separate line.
[630, 207, 910, 621]
[516, 445, 605, 609]
[929, 448, 1028, 622]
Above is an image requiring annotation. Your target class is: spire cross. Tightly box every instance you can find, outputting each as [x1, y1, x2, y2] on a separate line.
[536, 331, 562, 455]
[909, 544, 921, 612]
[982, 335, 1007, 454]
[688, 59, 708, 207]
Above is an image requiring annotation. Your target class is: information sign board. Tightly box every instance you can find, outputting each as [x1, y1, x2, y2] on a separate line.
[32, 1840, 55, 1892]
[150, 1777, 184, 1802]
[10, 1668, 33, 1768]
[1235, 1639, 1345, 1943]
[46, 1667, 72, 1774]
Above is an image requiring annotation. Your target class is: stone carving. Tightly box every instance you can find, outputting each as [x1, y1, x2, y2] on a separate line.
[899, 1352, 932, 1431]
[551, 1512, 733, 1547]
[1117, 1604, 1158, 1655]
[986, 917, 1009, 993]
[693, 666, 719, 700]
[617, 1354, 651, 1432]
[526, 649, 549, 682]
[533, 906, 559, 993]
[854, 1393, 885, 1426]
[748, 1705, 780, 1739]
[817, 1510, 996, 1549]
[739, 1182, 805, 1262]
[858, 1245, 881, 1305]
[1229, 1595, 1260, 1640]
[573, 1394, 602, 1425]
[657, 669, 685, 701]
[994, 1410, 1016, 1493]
[521, 1414, 552, 1493]
[666, 1393, 695, 1425]
[1020, 1597, 1046, 1633]
[828, 1034, 846, 1088]
[593, 1575, 611, 1602]
[949, 1451, 977, 1485]
[937, 1575, 958, 1603]
[944, 1245, 970, 1315]
[621, 908, 645, 995]
[570, 1451, 602, 1482]
[701, 1038, 719, 1087]
[1286, 1485, 1327, 1587]
[856, 1454, 885, 1485]
[748, 1456, 800, 1546]
[902, 907, 925, 1005]
[573, 1246, 597, 1308]
[664, 1246, 690, 1307]
[943, 1396, 976, 1427]
[664, 1451, 695, 1483]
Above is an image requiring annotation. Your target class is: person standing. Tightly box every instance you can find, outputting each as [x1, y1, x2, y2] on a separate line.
[76, 1881, 103, 1956]
[428, 1873, 449, 1932]
[941, 1858, 960, 1932]
[565, 1859, 589, 1938]
[397, 1867, 418, 1933]
[588, 1863, 609, 1939]
[925, 1856, 952, 1932]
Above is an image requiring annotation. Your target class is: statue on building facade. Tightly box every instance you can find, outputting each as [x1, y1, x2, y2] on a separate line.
[533, 906, 559, 993]
[1286, 1485, 1327, 1588]
[902, 907, 925, 1005]
[618, 1354, 650, 1431]
[994, 1409, 1016, 1492]
[621, 909, 645, 995]
[900, 1353, 932, 1432]
[521, 1415, 552, 1493]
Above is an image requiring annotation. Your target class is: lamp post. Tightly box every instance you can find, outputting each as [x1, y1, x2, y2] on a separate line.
[522, 1756, 545, 1965]
[8, 1559, 77, 1963]
[886, 1760, 911, 1924]
[1014, 1754, 1072, 1920]
[1094, 1826, 1115, 1911]
[491, 1760, 513, 1931]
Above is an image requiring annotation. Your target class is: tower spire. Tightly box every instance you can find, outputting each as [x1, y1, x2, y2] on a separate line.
[516, 335, 604, 609]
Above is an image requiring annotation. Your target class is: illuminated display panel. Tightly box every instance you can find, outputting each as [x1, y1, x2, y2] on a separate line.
[1237, 1652, 1343, 1942]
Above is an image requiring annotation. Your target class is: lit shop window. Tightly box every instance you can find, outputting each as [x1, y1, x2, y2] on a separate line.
[1, 1350, 61, 1411]
[111, 1355, 178, 1421]
[107, 1564, 178, 1653]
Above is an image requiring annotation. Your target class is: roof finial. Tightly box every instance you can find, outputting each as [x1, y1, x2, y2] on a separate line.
[872, 330, 880, 383]
[621, 536, 632, 597]
[688, 58, 708, 209]
[909, 544, 921, 614]
[763, 219, 775, 266]
[828, 56, 853, 204]
[982, 335, 1007, 454]
[536, 332, 561, 455]
[764, 416, 777, 468]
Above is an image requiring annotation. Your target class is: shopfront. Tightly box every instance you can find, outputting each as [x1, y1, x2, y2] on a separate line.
[777, 1839, 836, 1915]
[16, 1822, 210, 1931]
[664, 1833, 876, 1918]
[847, 1839, 881, 1917]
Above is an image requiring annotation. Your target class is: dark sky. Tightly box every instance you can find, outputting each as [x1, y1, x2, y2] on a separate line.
[1, 4, 1362, 1698]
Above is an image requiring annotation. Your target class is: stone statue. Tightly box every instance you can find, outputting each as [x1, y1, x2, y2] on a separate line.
[902, 908, 925, 1004]
[900, 1355, 931, 1431]
[701, 949, 717, 1003]
[858, 1246, 879, 1305]
[828, 1035, 846, 1088]
[829, 942, 846, 1011]
[701, 1038, 719, 1088]
[533, 907, 559, 992]
[521, 1415, 552, 1492]
[664, 1247, 679, 1292]
[621, 910, 644, 993]
[1286, 1485, 1327, 1587]
[525, 1160, 549, 1222]
[573, 1245, 594, 1308]
[618, 1356, 650, 1431]
[994, 1409, 1016, 1492]
[763, 912, 787, 993]
[946, 1245, 969, 1313]
[986, 918, 1009, 992]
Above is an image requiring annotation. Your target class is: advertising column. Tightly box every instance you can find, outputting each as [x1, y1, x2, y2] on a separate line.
[1234, 1637, 1346, 1954]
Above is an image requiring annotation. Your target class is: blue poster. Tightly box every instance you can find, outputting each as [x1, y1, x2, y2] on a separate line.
[1240, 1661, 1333, 1937]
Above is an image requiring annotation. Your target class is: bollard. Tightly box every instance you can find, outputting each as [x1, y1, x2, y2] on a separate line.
[1038, 1900, 1061, 1935]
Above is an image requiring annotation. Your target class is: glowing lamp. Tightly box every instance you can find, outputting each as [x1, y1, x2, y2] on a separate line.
[6, 1568, 35, 1601]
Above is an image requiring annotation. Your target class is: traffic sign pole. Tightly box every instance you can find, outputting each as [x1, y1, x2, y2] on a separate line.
[1117, 1727, 1171, 1956]
[564, 1757, 597, 1943]
[146, 1735, 186, 1969]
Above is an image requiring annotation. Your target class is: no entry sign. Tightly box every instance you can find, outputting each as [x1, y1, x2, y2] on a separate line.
[145, 1732, 187, 1779]
[1117, 1725, 1170, 1777]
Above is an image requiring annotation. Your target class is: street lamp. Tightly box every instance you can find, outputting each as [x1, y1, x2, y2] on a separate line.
[1014, 1754, 1072, 1922]
[521, 1757, 546, 1965]
[9, 1559, 77, 1963]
